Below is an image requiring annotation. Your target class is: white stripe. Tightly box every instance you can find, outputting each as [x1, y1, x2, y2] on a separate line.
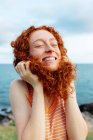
[45, 112, 65, 125]
[55, 106, 65, 112]
[46, 125, 50, 129]
[53, 126, 66, 132]
[46, 119, 66, 130]
[46, 131, 67, 139]
[45, 122, 66, 130]
[53, 110, 65, 118]
[51, 133, 67, 140]
[52, 121, 66, 127]
[53, 130, 67, 136]
[52, 117, 66, 124]
[55, 106, 65, 113]
[46, 132, 67, 139]
[54, 111, 65, 118]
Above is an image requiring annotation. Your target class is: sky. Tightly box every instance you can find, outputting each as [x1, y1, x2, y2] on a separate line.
[0, 0, 93, 64]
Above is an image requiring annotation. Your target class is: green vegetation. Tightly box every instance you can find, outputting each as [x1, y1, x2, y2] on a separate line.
[0, 121, 93, 140]
[87, 132, 93, 140]
[0, 120, 17, 140]
[0, 125, 17, 140]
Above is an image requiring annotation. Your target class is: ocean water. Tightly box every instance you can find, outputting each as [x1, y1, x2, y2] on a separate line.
[0, 64, 93, 110]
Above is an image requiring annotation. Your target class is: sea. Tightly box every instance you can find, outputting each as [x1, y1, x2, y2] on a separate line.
[0, 64, 93, 111]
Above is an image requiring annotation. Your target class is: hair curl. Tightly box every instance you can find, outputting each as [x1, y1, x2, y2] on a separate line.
[11, 25, 68, 66]
[11, 25, 77, 102]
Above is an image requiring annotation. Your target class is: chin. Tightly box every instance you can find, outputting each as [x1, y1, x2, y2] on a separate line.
[41, 60, 60, 71]
[44, 65, 59, 71]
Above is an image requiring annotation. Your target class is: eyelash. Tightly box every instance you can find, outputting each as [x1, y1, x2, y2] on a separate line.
[35, 44, 58, 48]
[35, 45, 44, 48]
[52, 44, 58, 47]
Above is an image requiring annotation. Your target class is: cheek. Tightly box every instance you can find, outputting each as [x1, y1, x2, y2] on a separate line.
[29, 50, 43, 60]
[30, 51, 37, 57]
[57, 49, 61, 58]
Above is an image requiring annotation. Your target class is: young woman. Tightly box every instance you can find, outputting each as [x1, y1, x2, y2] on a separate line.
[9, 25, 88, 140]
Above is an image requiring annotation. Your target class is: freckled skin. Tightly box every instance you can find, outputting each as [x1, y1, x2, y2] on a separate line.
[29, 30, 61, 71]
[10, 26, 88, 140]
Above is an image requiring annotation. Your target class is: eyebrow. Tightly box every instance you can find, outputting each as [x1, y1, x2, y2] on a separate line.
[32, 38, 57, 45]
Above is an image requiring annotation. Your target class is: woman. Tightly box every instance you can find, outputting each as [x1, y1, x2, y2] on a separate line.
[9, 25, 88, 140]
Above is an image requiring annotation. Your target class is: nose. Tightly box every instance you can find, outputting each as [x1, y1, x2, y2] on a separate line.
[45, 44, 54, 53]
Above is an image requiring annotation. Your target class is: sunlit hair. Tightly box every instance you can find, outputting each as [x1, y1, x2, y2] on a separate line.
[11, 25, 77, 101]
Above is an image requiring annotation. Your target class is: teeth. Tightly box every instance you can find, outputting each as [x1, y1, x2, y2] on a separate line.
[43, 57, 56, 61]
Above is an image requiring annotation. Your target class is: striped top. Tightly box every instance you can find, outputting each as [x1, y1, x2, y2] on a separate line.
[45, 96, 68, 140]
[26, 87, 68, 140]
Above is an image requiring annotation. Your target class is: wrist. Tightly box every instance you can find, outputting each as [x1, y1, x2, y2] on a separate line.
[33, 82, 43, 92]
[64, 93, 77, 107]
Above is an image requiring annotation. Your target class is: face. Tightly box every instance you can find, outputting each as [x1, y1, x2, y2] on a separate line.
[29, 29, 61, 71]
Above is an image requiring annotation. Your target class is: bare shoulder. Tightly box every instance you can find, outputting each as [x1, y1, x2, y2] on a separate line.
[9, 79, 31, 113]
[9, 79, 31, 140]
[10, 79, 26, 86]
[9, 79, 28, 96]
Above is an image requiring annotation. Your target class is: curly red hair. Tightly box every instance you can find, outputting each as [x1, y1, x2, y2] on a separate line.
[11, 25, 77, 101]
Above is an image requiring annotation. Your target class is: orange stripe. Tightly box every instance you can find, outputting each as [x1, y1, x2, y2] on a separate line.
[53, 119, 66, 125]
[45, 97, 67, 139]
[26, 89, 67, 139]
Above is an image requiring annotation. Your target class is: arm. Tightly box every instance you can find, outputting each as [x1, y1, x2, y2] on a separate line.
[9, 80, 45, 140]
[64, 81, 88, 140]
[9, 80, 32, 140]
[22, 83, 45, 140]
[12, 61, 46, 140]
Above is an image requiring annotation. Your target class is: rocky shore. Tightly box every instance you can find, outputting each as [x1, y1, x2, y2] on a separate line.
[0, 103, 93, 132]
[0, 107, 14, 126]
[79, 103, 93, 132]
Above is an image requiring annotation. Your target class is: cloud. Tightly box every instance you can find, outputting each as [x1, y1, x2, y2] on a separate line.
[0, 33, 93, 63]
[63, 33, 93, 63]
[0, 0, 93, 35]
[0, 0, 93, 63]
[0, 45, 12, 53]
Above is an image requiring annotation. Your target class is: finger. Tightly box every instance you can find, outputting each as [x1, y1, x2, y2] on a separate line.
[18, 62, 26, 75]
[25, 61, 38, 80]
[15, 66, 19, 73]
[15, 61, 25, 76]
[25, 61, 31, 72]
[15, 65, 23, 77]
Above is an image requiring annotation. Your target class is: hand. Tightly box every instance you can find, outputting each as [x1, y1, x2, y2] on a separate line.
[15, 61, 42, 88]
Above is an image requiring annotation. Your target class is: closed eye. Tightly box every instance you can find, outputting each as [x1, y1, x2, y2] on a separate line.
[34, 45, 44, 48]
[52, 44, 58, 47]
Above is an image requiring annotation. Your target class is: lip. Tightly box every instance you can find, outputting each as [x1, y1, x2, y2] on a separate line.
[42, 56, 57, 61]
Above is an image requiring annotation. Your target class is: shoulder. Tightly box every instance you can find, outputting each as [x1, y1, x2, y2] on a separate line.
[9, 79, 29, 97]
[9, 80, 32, 139]
[10, 79, 27, 87]
[9, 79, 32, 113]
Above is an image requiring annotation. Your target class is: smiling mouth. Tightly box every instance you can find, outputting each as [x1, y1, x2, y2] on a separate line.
[42, 56, 57, 62]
